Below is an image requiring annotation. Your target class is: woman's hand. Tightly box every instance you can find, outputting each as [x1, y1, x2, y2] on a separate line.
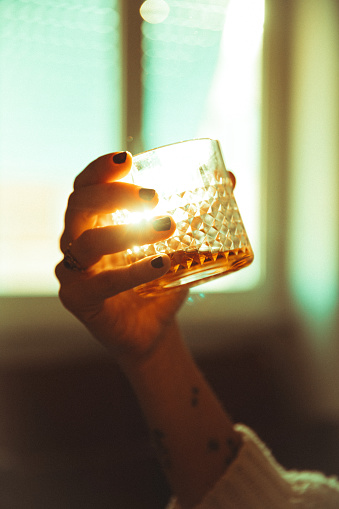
[55, 152, 244, 509]
[55, 151, 188, 362]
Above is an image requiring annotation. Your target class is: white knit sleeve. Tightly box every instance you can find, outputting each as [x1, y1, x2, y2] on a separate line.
[165, 424, 339, 509]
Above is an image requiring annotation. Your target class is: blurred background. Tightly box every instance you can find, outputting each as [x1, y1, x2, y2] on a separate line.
[0, 0, 338, 507]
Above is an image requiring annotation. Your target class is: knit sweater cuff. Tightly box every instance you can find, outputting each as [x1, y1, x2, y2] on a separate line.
[166, 424, 339, 509]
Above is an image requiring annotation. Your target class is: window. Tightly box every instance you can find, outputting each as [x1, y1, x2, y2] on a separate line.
[139, 0, 265, 293]
[0, 0, 123, 294]
[0, 0, 264, 296]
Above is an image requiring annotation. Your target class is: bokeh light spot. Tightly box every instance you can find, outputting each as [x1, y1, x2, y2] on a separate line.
[140, 0, 170, 24]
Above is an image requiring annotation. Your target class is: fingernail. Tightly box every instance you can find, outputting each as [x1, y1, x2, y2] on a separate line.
[152, 217, 171, 231]
[139, 188, 156, 201]
[228, 171, 236, 189]
[151, 256, 164, 269]
[113, 151, 127, 164]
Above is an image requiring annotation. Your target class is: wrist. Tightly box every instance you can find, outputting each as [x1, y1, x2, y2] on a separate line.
[117, 319, 184, 379]
[118, 318, 243, 509]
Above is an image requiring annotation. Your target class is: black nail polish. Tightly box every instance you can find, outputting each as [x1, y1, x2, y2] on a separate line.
[113, 151, 127, 164]
[151, 256, 164, 269]
[152, 217, 171, 231]
[139, 188, 156, 201]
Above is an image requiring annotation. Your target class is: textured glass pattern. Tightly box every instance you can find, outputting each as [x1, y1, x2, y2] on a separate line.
[112, 139, 253, 296]
[126, 174, 250, 262]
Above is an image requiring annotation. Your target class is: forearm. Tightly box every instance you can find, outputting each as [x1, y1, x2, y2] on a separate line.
[120, 321, 242, 509]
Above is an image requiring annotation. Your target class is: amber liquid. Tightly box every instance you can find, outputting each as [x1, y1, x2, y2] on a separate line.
[133, 246, 254, 297]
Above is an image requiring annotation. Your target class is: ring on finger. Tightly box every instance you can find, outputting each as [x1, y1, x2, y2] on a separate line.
[63, 242, 86, 272]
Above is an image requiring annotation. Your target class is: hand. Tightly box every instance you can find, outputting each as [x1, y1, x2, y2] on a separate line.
[55, 152, 188, 362]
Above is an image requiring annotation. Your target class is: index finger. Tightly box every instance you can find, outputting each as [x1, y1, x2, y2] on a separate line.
[74, 151, 133, 189]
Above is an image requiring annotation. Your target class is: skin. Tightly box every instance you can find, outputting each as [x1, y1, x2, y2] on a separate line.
[55, 151, 188, 359]
[55, 152, 242, 509]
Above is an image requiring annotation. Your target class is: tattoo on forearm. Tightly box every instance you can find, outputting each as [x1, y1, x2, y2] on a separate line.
[225, 454, 233, 466]
[191, 386, 200, 407]
[207, 438, 220, 452]
[207, 435, 240, 469]
[151, 428, 171, 470]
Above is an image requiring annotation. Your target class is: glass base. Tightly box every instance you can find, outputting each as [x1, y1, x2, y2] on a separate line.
[134, 247, 254, 297]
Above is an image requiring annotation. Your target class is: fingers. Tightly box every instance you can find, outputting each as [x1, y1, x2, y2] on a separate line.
[62, 151, 159, 250]
[67, 182, 158, 215]
[56, 151, 176, 309]
[82, 255, 171, 302]
[61, 182, 159, 252]
[56, 254, 171, 305]
[68, 216, 176, 269]
[74, 151, 133, 189]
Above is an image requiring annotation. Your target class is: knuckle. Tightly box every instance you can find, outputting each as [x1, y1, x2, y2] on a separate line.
[67, 191, 76, 208]
[60, 232, 68, 253]
[57, 285, 67, 306]
[57, 285, 76, 314]
[73, 173, 82, 190]
[54, 261, 64, 282]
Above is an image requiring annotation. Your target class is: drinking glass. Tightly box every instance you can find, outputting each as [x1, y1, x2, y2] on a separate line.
[112, 139, 254, 297]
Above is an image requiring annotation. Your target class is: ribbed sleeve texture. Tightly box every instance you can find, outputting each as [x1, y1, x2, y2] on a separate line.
[166, 424, 339, 509]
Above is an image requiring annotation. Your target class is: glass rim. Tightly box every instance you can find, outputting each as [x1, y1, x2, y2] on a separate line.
[133, 138, 220, 159]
